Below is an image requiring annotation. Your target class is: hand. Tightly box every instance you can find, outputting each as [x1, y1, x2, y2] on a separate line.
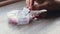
[26, 0, 34, 10]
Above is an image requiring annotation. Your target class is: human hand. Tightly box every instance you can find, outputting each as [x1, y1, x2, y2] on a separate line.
[26, 0, 34, 10]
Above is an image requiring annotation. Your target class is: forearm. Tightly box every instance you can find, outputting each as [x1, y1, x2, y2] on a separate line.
[39, 1, 49, 7]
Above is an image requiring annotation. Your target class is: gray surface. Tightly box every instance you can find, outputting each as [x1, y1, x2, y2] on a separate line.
[0, 1, 60, 34]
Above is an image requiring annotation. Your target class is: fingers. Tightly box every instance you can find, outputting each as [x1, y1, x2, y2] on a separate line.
[26, 0, 30, 8]
[26, 0, 34, 10]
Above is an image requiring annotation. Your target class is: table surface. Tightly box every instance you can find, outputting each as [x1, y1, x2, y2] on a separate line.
[0, 1, 60, 34]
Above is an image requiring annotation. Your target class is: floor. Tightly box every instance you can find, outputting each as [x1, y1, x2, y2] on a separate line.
[0, 1, 60, 34]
